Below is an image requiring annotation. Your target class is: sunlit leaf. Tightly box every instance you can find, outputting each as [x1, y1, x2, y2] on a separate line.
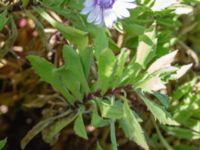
[136, 76, 166, 92]
[163, 126, 200, 140]
[97, 48, 116, 93]
[136, 22, 157, 68]
[147, 50, 178, 74]
[111, 49, 130, 87]
[98, 100, 123, 120]
[138, 91, 178, 125]
[170, 63, 193, 80]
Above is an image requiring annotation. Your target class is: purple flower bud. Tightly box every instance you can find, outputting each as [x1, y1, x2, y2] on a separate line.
[81, 0, 136, 28]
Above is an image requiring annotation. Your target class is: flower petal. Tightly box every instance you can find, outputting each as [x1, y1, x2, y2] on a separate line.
[81, 6, 94, 14]
[113, 1, 130, 18]
[87, 6, 100, 23]
[103, 9, 117, 28]
[81, 0, 137, 28]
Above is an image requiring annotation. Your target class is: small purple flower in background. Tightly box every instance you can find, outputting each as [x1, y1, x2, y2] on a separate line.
[81, 0, 136, 28]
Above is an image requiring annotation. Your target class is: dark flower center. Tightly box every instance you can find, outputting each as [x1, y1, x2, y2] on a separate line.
[97, 0, 115, 9]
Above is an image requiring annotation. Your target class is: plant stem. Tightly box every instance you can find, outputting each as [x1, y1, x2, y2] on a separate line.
[151, 117, 174, 150]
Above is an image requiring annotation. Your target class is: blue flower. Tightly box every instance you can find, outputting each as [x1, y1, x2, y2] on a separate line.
[81, 0, 136, 28]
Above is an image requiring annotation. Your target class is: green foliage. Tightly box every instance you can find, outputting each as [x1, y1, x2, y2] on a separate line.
[91, 102, 110, 127]
[24, 4, 193, 148]
[74, 113, 88, 140]
[35, 7, 89, 50]
[165, 78, 200, 142]
[136, 22, 157, 68]
[119, 100, 148, 149]
[21, 110, 73, 149]
[0, 0, 199, 149]
[98, 100, 123, 120]
[0, 139, 7, 150]
[0, 11, 8, 31]
[42, 113, 77, 143]
[138, 91, 178, 125]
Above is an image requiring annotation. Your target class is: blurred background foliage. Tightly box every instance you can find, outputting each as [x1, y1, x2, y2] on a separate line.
[0, 0, 200, 150]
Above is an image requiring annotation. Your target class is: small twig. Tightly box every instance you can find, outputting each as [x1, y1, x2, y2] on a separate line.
[117, 33, 124, 48]
[177, 40, 199, 67]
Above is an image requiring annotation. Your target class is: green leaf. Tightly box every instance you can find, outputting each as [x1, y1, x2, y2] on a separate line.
[174, 144, 197, 150]
[88, 26, 108, 59]
[136, 22, 157, 68]
[53, 68, 82, 101]
[97, 48, 116, 93]
[42, 0, 65, 6]
[111, 49, 130, 87]
[123, 23, 146, 35]
[0, 17, 17, 58]
[0, 11, 8, 31]
[35, 7, 88, 50]
[21, 119, 53, 149]
[0, 138, 7, 150]
[138, 91, 178, 125]
[96, 142, 103, 150]
[172, 79, 194, 100]
[163, 126, 200, 140]
[28, 55, 75, 103]
[63, 45, 90, 94]
[42, 113, 78, 143]
[120, 61, 142, 85]
[94, 30, 108, 59]
[80, 48, 93, 78]
[74, 114, 88, 140]
[119, 101, 148, 150]
[22, 0, 30, 7]
[21, 110, 71, 149]
[91, 106, 109, 128]
[110, 121, 118, 150]
[27, 55, 55, 83]
[153, 92, 169, 108]
[98, 100, 123, 120]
